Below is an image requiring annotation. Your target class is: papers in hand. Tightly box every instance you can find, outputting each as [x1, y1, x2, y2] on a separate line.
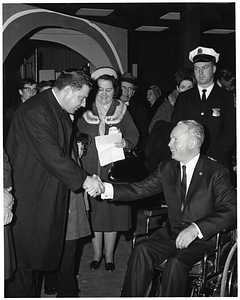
[95, 132, 125, 166]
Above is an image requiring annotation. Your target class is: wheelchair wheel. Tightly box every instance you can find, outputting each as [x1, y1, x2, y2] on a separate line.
[220, 242, 237, 297]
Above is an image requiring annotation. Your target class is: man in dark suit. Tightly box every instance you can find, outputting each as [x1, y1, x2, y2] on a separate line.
[5, 70, 104, 297]
[96, 119, 237, 297]
[172, 46, 236, 170]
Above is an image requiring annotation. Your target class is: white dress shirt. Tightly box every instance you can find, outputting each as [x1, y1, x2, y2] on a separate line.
[197, 82, 214, 100]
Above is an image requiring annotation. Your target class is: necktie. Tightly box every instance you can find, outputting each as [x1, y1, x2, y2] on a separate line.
[202, 89, 207, 102]
[181, 165, 187, 211]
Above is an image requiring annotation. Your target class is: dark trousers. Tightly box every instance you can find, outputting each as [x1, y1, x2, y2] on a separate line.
[6, 268, 42, 297]
[121, 228, 212, 297]
[45, 240, 78, 297]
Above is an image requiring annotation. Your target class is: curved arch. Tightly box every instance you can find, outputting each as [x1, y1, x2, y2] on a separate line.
[3, 6, 125, 73]
[30, 28, 112, 69]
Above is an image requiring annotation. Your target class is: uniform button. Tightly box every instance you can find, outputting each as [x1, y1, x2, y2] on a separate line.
[201, 112, 204, 116]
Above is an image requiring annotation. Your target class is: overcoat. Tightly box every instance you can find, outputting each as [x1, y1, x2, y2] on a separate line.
[4, 149, 16, 279]
[112, 155, 237, 246]
[5, 89, 87, 270]
[172, 85, 236, 165]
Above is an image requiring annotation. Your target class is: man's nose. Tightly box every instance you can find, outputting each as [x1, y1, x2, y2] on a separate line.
[168, 139, 173, 147]
[81, 99, 86, 107]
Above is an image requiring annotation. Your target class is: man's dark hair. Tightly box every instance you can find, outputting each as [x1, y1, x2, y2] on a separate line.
[19, 78, 37, 90]
[55, 69, 92, 90]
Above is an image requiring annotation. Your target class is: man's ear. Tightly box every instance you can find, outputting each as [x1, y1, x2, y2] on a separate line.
[63, 86, 72, 97]
[19, 89, 23, 96]
[213, 65, 217, 74]
[132, 90, 135, 96]
[190, 138, 198, 149]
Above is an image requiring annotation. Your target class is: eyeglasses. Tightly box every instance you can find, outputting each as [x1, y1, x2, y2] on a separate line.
[121, 86, 134, 93]
[23, 87, 38, 93]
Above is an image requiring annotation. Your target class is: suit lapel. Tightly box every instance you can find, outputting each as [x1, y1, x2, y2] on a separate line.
[60, 110, 72, 154]
[171, 161, 182, 210]
[185, 156, 204, 203]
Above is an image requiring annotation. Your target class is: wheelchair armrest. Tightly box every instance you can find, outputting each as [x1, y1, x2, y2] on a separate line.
[144, 206, 168, 217]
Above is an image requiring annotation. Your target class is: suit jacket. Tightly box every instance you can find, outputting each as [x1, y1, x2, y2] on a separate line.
[171, 85, 236, 165]
[5, 89, 87, 270]
[113, 155, 236, 245]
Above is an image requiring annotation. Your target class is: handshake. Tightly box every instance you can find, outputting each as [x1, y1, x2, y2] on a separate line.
[83, 175, 105, 197]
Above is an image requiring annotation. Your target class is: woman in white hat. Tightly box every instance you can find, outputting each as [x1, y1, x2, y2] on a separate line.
[76, 66, 139, 271]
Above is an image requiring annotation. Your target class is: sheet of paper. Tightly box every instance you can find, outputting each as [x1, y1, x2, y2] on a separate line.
[95, 133, 125, 166]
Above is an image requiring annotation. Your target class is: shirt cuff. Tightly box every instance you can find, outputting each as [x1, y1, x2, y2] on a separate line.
[101, 182, 114, 199]
[192, 222, 203, 239]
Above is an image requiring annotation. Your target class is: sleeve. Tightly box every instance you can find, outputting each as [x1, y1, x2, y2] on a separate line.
[194, 167, 237, 240]
[3, 148, 12, 189]
[149, 100, 172, 132]
[111, 165, 163, 202]
[121, 109, 140, 150]
[208, 93, 236, 164]
[171, 92, 186, 127]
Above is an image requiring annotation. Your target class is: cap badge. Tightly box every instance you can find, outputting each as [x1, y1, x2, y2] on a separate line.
[197, 48, 203, 54]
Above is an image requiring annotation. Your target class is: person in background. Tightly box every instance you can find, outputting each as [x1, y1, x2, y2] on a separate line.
[77, 66, 139, 272]
[4, 148, 16, 296]
[4, 77, 38, 143]
[5, 69, 104, 297]
[146, 85, 164, 122]
[44, 133, 91, 297]
[97, 119, 237, 297]
[149, 69, 196, 132]
[216, 68, 236, 106]
[216, 68, 236, 186]
[38, 80, 55, 93]
[120, 72, 149, 152]
[172, 46, 236, 172]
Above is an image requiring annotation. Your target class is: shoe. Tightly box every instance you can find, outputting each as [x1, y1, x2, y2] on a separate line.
[45, 286, 57, 295]
[90, 256, 103, 270]
[105, 262, 115, 271]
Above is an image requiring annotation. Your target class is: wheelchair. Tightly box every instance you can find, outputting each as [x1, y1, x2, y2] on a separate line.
[132, 207, 237, 297]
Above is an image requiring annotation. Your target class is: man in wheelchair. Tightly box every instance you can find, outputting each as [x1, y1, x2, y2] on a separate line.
[99, 120, 237, 297]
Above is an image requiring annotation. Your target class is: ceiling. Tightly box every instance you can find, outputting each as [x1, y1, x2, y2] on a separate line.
[29, 2, 235, 34]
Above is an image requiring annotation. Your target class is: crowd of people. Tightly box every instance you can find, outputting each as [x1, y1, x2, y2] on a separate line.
[3, 45, 236, 297]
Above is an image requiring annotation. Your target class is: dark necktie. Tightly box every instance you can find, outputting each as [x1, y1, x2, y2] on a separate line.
[202, 89, 207, 102]
[181, 165, 187, 211]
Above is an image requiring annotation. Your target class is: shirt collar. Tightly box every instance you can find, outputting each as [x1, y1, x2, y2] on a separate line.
[180, 153, 200, 171]
[51, 88, 63, 108]
[197, 82, 214, 99]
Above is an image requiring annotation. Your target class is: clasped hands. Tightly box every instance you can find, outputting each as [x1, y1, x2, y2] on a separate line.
[83, 175, 105, 197]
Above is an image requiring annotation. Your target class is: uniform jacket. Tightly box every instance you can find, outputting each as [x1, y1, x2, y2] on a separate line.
[172, 85, 236, 164]
[6, 89, 87, 270]
[113, 155, 236, 244]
